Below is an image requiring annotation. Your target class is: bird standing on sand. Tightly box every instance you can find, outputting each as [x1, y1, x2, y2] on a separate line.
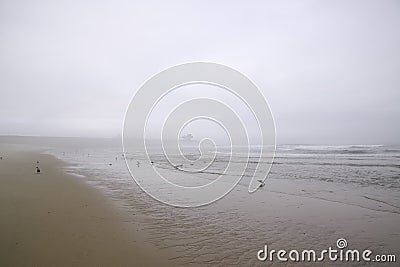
[258, 179, 265, 188]
[35, 160, 41, 174]
[136, 161, 140, 167]
[173, 164, 183, 170]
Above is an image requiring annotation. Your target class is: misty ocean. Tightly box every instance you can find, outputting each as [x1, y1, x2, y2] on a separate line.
[44, 143, 400, 265]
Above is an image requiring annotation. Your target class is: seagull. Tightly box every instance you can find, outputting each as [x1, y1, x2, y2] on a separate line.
[173, 164, 183, 169]
[136, 161, 140, 167]
[257, 179, 265, 188]
[36, 166, 41, 174]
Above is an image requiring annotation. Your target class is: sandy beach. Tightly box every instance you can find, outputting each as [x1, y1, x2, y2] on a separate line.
[0, 139, 399, 266]
[0, 144, 172, 266]
[1, 0, 399, 265]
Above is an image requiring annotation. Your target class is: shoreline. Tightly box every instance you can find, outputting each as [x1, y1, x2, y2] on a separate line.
[1, 141, 399, 266]
[0, 144, 173, 266]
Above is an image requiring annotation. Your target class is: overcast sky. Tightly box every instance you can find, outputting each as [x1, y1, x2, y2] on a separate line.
[0, 0, 399, 144]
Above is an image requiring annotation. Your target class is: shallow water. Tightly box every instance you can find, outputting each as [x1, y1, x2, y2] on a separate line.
[48, 144, 400, 266]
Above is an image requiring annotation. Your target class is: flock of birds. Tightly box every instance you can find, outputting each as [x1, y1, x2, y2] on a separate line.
[56, 151, 266, 189]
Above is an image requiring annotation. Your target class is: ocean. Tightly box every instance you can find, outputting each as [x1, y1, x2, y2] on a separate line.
[44, 142, 400, 266]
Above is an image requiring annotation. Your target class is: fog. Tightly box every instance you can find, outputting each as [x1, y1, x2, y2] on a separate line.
[1, 0, 399, 144]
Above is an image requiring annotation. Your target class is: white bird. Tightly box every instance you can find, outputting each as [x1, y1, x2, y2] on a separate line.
[257, 179, 265, 188]
[173, 164, 183, 169]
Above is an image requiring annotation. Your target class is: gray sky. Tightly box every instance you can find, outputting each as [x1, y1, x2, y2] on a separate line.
[0, 0, 399, 144]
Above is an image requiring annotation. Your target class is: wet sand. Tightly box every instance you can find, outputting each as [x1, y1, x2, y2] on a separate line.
[1, 140, 399, 266]
[0, 145, 172, 266]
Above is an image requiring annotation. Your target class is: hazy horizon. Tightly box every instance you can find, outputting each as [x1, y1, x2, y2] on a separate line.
[1, 0, 399, 145]
[1, 134, 399, 146]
